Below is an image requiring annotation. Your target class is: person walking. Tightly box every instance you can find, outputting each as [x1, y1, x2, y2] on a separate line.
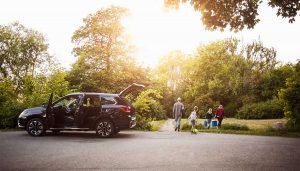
[188, 106, 198, 134]
[205, 108, 214, 129]
[173, 97, 184, 132]
[215, 105, 224, 128]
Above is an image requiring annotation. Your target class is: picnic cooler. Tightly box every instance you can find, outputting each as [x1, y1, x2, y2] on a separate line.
[211, 120, 218, 127]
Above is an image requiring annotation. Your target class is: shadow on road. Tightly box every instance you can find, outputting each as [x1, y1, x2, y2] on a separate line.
[18, 131, 137, 140]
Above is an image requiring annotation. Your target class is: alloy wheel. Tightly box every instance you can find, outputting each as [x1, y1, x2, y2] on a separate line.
[27, 119, 45, 136]
[96, 120, 114, 137]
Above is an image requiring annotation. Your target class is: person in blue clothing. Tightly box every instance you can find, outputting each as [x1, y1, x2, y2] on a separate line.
[173, 97, 184, 132]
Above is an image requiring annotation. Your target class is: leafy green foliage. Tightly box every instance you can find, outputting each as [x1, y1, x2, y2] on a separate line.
[164, 0, 300, 31]
[69, 6, 149, 93]
[0, 22, 70, 128]
[236, 99, 284, 119]
[133, 89, 167, 120]
[279, 61, 300, 128]
[0, 22, 52, 93]
[131, 89, 167, 130]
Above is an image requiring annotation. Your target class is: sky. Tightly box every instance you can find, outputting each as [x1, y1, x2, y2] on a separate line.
[1, 0, 300, 69]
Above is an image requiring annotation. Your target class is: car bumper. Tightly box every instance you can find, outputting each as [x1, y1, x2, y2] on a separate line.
[129, 115, 136, 128]
[18, 118, 26, 128]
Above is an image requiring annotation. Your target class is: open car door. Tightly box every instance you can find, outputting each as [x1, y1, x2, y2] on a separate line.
[45, 93, 55, 128]
[46, 93, 53, 116]
[119, 83, 145, 97]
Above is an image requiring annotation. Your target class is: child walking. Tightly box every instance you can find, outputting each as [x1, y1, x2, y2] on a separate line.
[188, 106, 198, 134]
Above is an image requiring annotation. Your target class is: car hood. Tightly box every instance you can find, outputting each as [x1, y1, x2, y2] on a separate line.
[20, 107, 46, 117]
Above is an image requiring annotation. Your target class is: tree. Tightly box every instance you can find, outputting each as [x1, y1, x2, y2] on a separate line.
[164, 0, 300, 31]
[279, 61, 300, 128]
[178, 38, 282, 117]
[0, 22, 51, 92]
[70, 6, 149, 92]
[153, 50, 190, 117]
[258, 64, 294, 100]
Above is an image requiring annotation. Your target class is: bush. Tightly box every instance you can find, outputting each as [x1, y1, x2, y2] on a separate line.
[132, 89, 167, 120]
[181, 121, 204, 130]
[224, 102, 240, 117]
[235, 99, 284, 119]
[0, 100, 25, 129]
[278, 62, 300, 128]
[221, 123, 249, 130]
[133, 114, 153, 131]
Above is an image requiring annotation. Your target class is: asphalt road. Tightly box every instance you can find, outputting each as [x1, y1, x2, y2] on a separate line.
[1, 131, 300, 171]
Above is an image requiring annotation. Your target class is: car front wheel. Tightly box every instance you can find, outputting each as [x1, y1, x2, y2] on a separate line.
[95, 119, 114, 138]
[26, 118, 45, 136]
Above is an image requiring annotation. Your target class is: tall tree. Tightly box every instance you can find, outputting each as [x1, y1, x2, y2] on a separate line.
[164, 0, 300, 31]
[70, 6, 148, 92]
[0, 22, 51, 92]
[154, 50, 189, 117]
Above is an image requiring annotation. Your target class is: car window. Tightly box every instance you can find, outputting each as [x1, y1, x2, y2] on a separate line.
[53, 95, 81, 109]
[83, 95, 101, 107]
[101, 96, 117, 105]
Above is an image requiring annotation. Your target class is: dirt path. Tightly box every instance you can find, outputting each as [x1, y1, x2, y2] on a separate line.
[159, 119, 175, 132]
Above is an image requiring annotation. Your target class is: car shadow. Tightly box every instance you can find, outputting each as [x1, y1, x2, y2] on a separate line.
[44, 131, 136, 139]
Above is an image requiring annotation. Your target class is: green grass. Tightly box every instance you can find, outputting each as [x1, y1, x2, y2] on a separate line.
[181, 118, 287, 130]
[149, 120, 167, 131]
[180, 118, 300, 137]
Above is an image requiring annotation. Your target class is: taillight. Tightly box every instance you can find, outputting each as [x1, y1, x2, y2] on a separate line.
[119, 106, 131, 113]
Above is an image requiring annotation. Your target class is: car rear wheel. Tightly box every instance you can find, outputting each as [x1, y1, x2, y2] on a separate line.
[26, 118, 45, 136]
[95, 119, 114, 138]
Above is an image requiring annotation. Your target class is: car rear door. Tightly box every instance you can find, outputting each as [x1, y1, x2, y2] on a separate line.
[119, 83, 145, 97]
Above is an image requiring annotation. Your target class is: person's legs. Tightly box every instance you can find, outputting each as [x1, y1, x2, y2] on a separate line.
[191, 120, 195, 133]
[207, 119, 211, 129]
[175, 116, 181, 131]
[177, 116, 181, 131]
[174, 116, 178, 131]
[217, 117, 223, 128]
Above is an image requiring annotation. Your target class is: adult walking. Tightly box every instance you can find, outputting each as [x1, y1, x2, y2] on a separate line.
[173, 97, 184, 132]
[215, 105, 224, 128]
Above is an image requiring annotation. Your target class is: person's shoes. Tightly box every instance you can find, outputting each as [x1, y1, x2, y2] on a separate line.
[175, 127, 177, 131]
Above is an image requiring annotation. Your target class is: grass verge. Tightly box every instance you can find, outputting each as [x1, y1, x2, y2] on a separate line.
[180, 118, 300, 138]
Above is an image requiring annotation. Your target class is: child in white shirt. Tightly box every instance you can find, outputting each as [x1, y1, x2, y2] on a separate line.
[188, 106, 198, 133]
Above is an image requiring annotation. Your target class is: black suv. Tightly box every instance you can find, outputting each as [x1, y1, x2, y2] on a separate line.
[18, 83, 144, 137]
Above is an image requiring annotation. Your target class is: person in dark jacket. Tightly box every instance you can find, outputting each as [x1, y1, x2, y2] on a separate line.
[215, 105, 224, 128]
[173, 97, 184, 132]
[205, 108, 214, 129]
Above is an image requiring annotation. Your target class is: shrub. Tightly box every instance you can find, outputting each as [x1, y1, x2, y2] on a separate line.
[181, 121, 204, 130]
[0, 100, 25, 129]
[235, 99, 284, 119]
[221, 123, 249, 130]
[224, 102, 240, 117]
[278, 62, 300, 128]
[133, 114, 153, 131]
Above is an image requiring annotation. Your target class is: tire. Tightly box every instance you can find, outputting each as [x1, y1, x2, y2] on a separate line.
[95, 119, 114, 138]
[26, 118, 46, 136]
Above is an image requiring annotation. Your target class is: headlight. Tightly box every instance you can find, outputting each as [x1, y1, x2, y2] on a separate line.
[19, 110, 29, 119]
